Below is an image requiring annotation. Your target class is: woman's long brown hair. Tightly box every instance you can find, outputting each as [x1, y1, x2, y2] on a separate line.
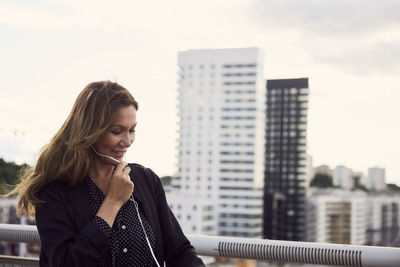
[6, 81, 138, 216]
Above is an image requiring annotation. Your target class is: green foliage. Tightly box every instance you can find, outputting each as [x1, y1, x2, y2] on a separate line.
[388, 183, 400, 192]
[0, 158, 28, 194]
[353, 175, 368, 192]
[160, 176, 172, 186]
[310, 173, 333, 188]
[354, 183, 369, 192]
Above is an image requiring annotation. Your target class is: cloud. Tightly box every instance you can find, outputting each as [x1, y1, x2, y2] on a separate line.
[0, 0, 250, 39]
[248, 0, 400, 37]
[0, 1, 73, 30]
[246, 0, 400, 75]
[0, 134, 33, 165]
[310, 40, 400, 75]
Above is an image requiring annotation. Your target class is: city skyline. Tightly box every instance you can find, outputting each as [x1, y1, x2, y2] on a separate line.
[0, 0, 399, 184]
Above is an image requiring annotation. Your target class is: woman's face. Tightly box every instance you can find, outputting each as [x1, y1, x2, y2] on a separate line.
[93, 105, 137, 165]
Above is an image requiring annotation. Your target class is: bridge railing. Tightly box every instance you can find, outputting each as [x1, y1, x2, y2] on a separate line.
[0, 223, 399, 267]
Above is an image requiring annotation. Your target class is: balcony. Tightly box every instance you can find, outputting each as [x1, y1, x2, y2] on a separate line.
[0, 223, 399, 266]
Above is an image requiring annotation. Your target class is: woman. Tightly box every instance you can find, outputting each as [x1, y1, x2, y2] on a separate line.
[9, 81, 205, 267]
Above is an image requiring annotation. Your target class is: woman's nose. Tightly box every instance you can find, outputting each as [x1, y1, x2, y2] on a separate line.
[121, 132, 132, 147]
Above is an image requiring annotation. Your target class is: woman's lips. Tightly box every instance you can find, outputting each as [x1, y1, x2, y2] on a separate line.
[112, 150, 126, 158]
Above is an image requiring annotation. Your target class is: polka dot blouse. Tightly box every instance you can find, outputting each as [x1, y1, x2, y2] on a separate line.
[85, 177, 157, 267]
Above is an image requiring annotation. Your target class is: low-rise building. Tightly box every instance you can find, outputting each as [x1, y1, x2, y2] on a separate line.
[366, 191, 400, 246]
[306, 188, 367, 245]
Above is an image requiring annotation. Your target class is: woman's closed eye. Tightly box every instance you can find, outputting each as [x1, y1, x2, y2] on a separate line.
[111, 130, 122, 135]
[111, 128, 135, 135]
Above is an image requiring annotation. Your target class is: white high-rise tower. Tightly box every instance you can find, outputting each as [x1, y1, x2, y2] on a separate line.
[174, 47, 265, 237]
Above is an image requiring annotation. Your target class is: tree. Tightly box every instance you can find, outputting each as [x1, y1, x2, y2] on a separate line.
[353, 175, 368, 192]
[388, 183, 400, 192]
[0, 158, 29, 194]
[160, 176, 172, 186]
[310, 173, 333, 188]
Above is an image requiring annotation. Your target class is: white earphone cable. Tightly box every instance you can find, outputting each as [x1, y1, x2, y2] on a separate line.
[91, 145, 121, 164]
[131, 197, 161, 267]
[91, 145, 159, 266]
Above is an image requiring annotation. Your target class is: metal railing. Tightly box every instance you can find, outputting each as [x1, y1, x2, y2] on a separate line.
[189, 235, 400, 267]
[0, 223, 400, 266]
[0, 224, 39, 266]
[0, 255, 38, 267]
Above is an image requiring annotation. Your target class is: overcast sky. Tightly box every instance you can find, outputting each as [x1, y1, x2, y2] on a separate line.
[1, 0, 399, 184]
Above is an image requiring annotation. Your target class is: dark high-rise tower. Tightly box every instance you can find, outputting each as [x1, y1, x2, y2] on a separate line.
[263, 78, 309, 241]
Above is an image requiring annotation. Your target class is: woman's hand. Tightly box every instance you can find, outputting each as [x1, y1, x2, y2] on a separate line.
[106, 161, 134, 205]
[96, 161, 134, 227]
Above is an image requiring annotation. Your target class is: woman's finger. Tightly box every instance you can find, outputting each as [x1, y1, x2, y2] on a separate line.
[114, 161, 128, 175]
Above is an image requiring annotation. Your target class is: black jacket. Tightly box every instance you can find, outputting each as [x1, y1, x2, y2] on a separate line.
[35, 163, 205, 267]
